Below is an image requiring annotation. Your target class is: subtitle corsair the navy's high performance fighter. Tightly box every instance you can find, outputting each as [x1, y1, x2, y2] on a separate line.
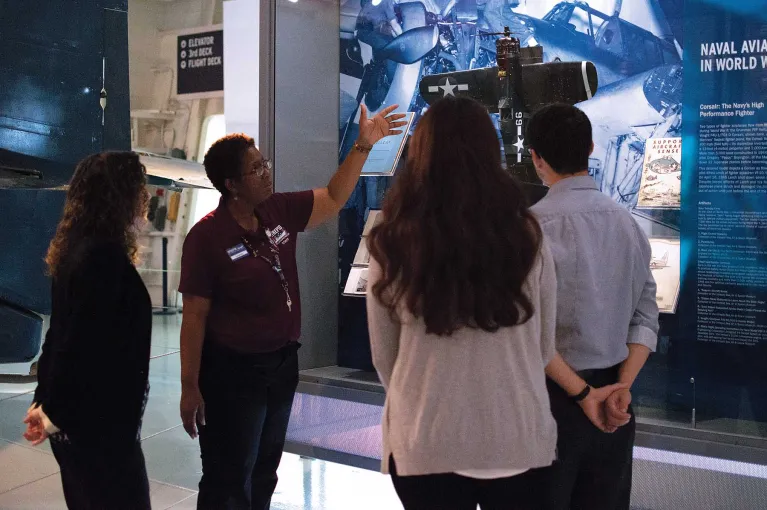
[418, 26, 599, 204]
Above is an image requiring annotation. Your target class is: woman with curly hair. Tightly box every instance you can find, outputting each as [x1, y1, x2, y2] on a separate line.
[23, 152, 153, 510]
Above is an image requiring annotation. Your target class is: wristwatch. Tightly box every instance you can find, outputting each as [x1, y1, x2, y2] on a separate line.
[572, 384, 592, 402]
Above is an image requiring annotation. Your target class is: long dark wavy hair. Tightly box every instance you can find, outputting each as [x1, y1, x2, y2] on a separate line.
[368, 97, 542, 336]
[46, 152, 149, 278]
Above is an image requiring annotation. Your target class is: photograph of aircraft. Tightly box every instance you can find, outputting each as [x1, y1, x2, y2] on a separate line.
[338, 0, 684, 225]
[648, 156, 681, 175]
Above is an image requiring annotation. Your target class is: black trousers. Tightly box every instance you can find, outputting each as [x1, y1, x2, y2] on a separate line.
[197, 340, 299, 510]
[544, 366, 636, 510]
[50, 438, 150, 510]
[390, 456, 548, 510]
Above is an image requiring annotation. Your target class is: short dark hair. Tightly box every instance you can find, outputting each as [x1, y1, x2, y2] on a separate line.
[203, 133, 256, 198]
[526, 103, 592, 175]
[368, 96, 541, 336]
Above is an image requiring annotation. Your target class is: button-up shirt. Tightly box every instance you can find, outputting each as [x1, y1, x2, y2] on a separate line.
[531, 175, 659, 372]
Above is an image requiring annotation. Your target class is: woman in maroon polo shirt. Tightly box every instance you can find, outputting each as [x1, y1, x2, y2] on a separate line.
[178, 104, 405, 509]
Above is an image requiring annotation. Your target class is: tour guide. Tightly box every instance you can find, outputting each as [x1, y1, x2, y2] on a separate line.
[178, 104, 406, 509]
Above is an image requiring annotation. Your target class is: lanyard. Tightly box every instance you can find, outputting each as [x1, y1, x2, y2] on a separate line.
[240, 231, 293, 312]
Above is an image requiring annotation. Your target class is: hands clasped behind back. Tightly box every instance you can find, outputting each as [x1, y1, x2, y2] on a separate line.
[578, 383, 631, 434]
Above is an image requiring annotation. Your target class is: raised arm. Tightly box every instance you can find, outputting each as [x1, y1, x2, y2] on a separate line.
[306, 104, 407, 229]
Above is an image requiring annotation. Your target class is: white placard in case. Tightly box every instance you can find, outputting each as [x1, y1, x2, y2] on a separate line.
[346, 211, 381, 297]
[649, 237, 681, 314]
[343, 267, 369, 297]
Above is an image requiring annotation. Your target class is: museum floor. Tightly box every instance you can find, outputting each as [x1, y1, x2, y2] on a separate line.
[1, 315, 767, 509]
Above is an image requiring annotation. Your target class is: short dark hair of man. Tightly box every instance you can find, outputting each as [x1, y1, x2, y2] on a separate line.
[526, 103, 592, 175]
[203, 133, 256, 199]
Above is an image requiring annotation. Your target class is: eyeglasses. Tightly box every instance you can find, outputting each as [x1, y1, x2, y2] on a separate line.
[242, 158, 273, 178]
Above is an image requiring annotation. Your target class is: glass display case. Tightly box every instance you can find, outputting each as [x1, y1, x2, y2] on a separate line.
[270, 0, 767, 468]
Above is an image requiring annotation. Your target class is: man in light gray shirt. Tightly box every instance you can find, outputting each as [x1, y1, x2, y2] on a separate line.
[527, 104, 660, 510]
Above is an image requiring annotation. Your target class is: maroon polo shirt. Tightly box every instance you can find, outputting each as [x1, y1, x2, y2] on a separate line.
[179, 191, 314, 353]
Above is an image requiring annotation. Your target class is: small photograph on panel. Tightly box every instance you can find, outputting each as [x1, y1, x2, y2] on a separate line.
[356, 270, 369, 293]
[638, 138, 682, 209]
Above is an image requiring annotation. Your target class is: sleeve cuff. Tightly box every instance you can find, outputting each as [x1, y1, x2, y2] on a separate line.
[39, 406, 61, 435]
[628, 325, 658, 352]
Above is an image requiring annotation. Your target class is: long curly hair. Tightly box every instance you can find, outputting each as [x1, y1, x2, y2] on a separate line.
[368, 97, 542, 336]
[46, 152, 149, 278]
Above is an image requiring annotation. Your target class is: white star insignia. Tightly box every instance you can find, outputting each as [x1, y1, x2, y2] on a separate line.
[428, 80, 469, 97]
[439, 78, 458, 97]
[513, 136, 525, 153]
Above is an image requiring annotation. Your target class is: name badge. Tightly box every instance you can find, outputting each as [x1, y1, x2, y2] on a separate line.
[226, 243, 249, 261]
[267, 225, 290, 246]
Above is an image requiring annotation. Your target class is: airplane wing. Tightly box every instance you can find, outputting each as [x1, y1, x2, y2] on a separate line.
[137, 151, 214, 190]
[419, 60, 599, 112]
[1, 148, 213, 191]
[419, 67, 501, 110]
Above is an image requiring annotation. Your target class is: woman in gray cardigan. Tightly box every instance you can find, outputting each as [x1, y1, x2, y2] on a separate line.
[365, 97, 623, 510]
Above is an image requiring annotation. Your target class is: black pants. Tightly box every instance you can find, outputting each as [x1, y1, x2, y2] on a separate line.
[50, 438, 150, 510]
[544, 366, 636, 510]
[197, 340, 299, 510]
[390, 456, 548, 510]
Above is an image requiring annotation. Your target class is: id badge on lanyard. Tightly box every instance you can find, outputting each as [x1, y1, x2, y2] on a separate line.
[240, 232, 293, 312]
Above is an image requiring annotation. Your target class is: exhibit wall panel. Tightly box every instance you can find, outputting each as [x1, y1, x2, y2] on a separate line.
[274, 0, 340, 370]
[680, 0, 767, 434]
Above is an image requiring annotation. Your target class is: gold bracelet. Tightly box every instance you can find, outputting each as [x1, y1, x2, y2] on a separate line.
[353, 141, 373, 154]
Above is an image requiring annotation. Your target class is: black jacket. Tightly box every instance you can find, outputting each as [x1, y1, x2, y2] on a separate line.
[34, 240, 152, 450]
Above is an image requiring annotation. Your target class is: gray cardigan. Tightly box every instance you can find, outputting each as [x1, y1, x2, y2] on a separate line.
[366, 241, 559, 476]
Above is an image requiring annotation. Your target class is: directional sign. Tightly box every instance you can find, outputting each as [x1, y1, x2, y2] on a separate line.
[177, 29, 223, 97]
